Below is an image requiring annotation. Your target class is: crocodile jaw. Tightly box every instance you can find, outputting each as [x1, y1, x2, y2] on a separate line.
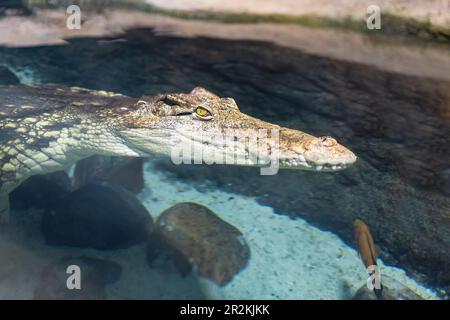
[277, 129, 357, 171]
[121, 126, 357, 172]
[118, 86, 357, 172]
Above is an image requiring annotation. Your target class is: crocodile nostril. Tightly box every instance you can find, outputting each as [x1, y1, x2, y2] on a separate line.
[319, 136, 337, 147]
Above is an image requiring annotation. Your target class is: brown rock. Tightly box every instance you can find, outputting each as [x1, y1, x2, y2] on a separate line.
[73, 156, 144, 194]
[146, 232, 193, 277]
[155, 202, 250, 285]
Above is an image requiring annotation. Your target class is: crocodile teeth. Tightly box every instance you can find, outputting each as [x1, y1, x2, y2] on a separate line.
[315, 165, 323, 171]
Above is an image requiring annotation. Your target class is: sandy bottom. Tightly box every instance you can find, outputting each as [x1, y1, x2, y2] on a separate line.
[137, 161, 439, 300]
[0, 160, 439, 299]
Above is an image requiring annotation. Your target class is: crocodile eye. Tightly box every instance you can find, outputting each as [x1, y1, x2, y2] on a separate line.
[193, 106, 213, 120]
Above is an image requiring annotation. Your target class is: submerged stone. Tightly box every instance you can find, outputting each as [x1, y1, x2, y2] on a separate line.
[73, 155, 144, 194]
[10, 171, 71, 210]
[146, 232, 193, 277]
[155, 202, 250, 285]
[42, 183, 153, 250]
[34, 256, 122, 300]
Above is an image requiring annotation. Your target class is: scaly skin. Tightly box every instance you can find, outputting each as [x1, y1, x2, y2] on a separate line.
[0, 85, 357, 222]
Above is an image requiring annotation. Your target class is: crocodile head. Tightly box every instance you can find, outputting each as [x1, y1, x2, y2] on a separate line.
[116, 87, 357, 173]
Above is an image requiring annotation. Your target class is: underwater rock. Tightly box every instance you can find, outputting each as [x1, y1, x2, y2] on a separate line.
[0, 0, 32, 17]
[42, 183, 153, 250]
[34, 256, 122, 300]
[155, 202, 250, 285]
[352, 275, 424, 300]
[10, 171, 72, 210]
[146, 232, 193, 277]
[0, 66, 20, 85]
[73, 155, 144, 194]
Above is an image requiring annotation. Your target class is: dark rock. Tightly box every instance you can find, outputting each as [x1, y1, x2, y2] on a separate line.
[0, 66, 20, 85]
[34, 256, 122, 300]
[0, 0, 32, 17]
[154, 202, 250, 285]
[42, 183, 152, 250]
[353, 275, 424, 300]
[10, 171, 72, 210]
[73, 156, 144, 194]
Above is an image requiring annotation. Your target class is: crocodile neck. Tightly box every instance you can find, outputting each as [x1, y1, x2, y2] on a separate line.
[0, 109, 139, 195]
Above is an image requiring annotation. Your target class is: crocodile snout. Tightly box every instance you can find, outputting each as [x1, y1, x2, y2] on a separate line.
[303, 136, 357, 170]
[278, 129, 356, 171]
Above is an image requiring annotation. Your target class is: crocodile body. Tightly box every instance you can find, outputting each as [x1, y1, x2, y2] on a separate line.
[0, 84, 357, 221]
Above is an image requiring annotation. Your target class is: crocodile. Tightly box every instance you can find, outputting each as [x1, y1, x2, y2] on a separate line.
[0, 85, 357, 222]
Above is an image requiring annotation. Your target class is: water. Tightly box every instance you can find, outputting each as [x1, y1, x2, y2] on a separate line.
[0, 8, 449, 299]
